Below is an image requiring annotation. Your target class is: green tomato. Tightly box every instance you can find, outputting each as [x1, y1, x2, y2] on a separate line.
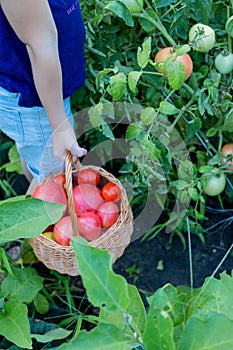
[189, 23, 215, 52]
[226, 16, 233, 38]
[201, 168, 226, 196]
[122, 0, 144, 13]
[215, 50, 233, 74]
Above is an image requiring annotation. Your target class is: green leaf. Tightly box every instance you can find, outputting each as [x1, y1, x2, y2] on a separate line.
[167, 60, 186, 90]
[71, 237, 130, 317]
[140, 107, 156, 125]
[101, 123, 115, 141]
[179, 314, 233, 350]
[57, 323, 130, 350]
[0, 197, 64, 244]
[137, 37, 151, 69]
[159, 100, 179, 115]
[128, 71, 142, 93]
[34, 292, 49, 314]
[108, 73, 127, 100]
[0, 144, 23, 174]
[32, 328, 72, 343]
[126, 123, 143, 140]
[186, 117, 202, 138]
[125, 284, 147, 338]
[223, 109, 233, 132]
[0, 300, 32, 349]
[1, 267, 44, 303]
[143, 289, 175, 350]
[89, 102, 103, 129]
[105, 1, 134, 27]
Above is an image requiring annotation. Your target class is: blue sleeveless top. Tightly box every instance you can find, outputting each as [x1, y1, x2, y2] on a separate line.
[0, 0, 86, 107]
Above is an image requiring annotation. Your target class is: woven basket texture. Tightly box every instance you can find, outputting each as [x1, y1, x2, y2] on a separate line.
[29, 152, 133, 276]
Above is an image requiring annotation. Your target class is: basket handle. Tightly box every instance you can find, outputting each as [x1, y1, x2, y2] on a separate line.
[65, 150, 79, 236]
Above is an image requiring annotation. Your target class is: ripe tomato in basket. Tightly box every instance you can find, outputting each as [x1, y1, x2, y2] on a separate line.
[73, 184, 104, 216]
[77, 168, 100, 186]
[32, 181, 68, 216]
[54, 216, 74, 245]
[97, 202, 119, 228]
[78, 212, 102, 241]
[52, 174, 66, 188]
[101, 183, 121, 202]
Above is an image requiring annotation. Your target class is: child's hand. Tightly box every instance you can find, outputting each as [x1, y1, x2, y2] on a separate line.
[53, 121, 87, 162]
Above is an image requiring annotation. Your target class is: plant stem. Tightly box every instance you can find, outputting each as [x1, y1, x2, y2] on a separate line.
[133, 12, 177, 47]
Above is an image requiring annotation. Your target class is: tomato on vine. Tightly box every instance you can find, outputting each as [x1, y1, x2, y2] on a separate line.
[154, 47, 193, 80]
[201, 168, 226, 196]
[215, 51, 233, 74]
[221, 144, 233, 170]
[189, 23, 215, 52]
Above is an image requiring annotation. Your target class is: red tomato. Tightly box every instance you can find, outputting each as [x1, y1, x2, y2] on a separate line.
[221, 143, 233, 170]
[32, 181, 68, 216]
[53, 174, 66, 188]
[154, 47, 193, 80]
[102, 183, 121, 202]
[97, 202, 119, 228]
[77, 168, 100, 186]
[78, 212, 101, 241]
[73, 184, 104, 216]
[54, 216, 74, 245]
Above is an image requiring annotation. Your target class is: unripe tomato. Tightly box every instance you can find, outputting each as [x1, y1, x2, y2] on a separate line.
[215, 51, 233, 74]
[77, 168, 100, 186]
[78, 212, 101, 241]
[122, 0, 144, 13]
[154, 47, 193, 80]
[73, 184, 104, 216]
[102, 182, 121, 202]
[97, 202, 119, 228]
[221, 143, 233, 170]
[189, 23, 215, 52]
[201, 168, 226, 196]
[32, 181, 68, 216]
[54, 216, 74, 245]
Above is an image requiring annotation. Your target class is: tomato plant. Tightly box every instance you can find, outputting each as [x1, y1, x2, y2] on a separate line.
[154, 47, 193, 80]
[215, 51, 233, 74]
[73, 184, 104, 216]
[77, 168, 100, 186]
[189, 23, 215, 52]
[101, 183, 121, 202]
[97, 202, 119, 228]
[201, 169, 226, 196]
[78, 212, 102, 241]
[53, 216, 74, 245]
[121, 0, 144, 13]
[221, 143, 233, 170]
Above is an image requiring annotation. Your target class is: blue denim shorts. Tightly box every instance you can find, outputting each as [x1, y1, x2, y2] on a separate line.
[0, 86, 74, 183]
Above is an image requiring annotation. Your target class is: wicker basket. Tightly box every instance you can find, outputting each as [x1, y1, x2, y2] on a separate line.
[28, 151, 134, 276]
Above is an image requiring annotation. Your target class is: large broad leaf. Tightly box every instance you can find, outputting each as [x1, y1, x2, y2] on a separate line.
[57, 323, 131, 350]
[71, 237, 130, 320]
[143, 288, 176, 350]
[0, 197, 64, 244]
[31, 328, 72, 343]
[178, 314, 233, 350]
[0, 300, 32, 349]
[1, 267, 44, 303]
